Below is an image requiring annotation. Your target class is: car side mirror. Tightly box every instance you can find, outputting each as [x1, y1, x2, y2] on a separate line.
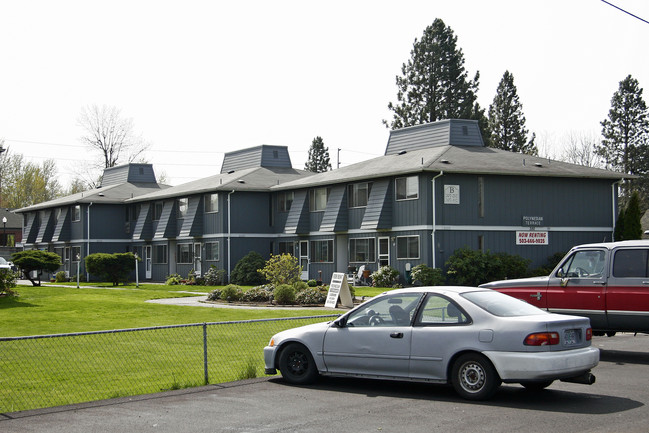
[333, 317, 347, 328]
[556, 268, 565, 278]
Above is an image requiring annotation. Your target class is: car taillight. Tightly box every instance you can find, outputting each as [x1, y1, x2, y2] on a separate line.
[524, 332, 560, 346]
[586, 328, 592, 341]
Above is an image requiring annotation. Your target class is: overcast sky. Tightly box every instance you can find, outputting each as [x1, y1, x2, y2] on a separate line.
[2, 0, 648, 188]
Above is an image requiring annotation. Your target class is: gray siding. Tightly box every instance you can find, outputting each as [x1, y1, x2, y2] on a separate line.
[102, 164, 157, 186]
[284, 190, 309, 234]
[320, 185, 347, 232]
[385, 119, 483, 155]
[221, 145, 292, 173]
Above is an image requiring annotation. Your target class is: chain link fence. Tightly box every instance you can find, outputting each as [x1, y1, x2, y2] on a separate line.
[0, 315, 338, 414]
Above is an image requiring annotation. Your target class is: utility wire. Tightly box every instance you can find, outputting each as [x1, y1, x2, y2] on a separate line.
[600, 0, 649, 25]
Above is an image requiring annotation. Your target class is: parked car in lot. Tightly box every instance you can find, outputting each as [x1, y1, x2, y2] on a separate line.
[264, 287, 599, 400]
[480, 240, 649, 335]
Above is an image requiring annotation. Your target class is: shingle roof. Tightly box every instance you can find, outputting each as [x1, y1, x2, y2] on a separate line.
[126, 166, 313, 202]
[272, 145, 627, 190]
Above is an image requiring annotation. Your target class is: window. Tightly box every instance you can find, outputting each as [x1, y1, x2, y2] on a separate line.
[205, 193, 218, 213]
[561, 250, 606, 278]
[177, 243, 192, 264]
[279, 241, 295, 255]
[309, 188, 329, 212]
[72, 205, 81, 222]
[348, 182, 371, 208]
[71, 246, 81, 262]
[346, 293, 423, 327]
[613, 249, 648, 278]
[416, 295, 470, 325]
[350, 238, 376, 263]
[478, 176, 484, 218]
[278, 192, 294, 212]
[153, 202, 163, 221]
[177, 198, 188, 218]
[153, 245, 167, 264]
[311, 240, 333, 262]
[395, 176, 418, 200]
[205, 242, 220, 261]
[55, 208, 62, 222]
[397, 236, 419, 259]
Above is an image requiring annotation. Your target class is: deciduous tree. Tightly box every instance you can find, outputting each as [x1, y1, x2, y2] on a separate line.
[12, 250, 61, 286]
[0, 148, 61, 208]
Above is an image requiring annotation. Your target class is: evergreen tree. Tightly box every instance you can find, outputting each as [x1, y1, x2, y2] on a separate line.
[304, 136, 331, 173]
[614, 208, 625, 241]
[623, 191, 642, 240]
[384, 18, 488, 140]
[596, 75, 649, 205]
[488, 71, 538, 155]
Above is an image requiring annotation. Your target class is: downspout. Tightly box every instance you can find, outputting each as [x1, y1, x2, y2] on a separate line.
[612, 180, 622, 241]
[86, 202, 93, 280]
[431, 172, 444, 269]
[227, 191, 235, 283]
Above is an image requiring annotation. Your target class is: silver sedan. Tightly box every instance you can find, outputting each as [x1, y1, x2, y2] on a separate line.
[264, 287, 599, 400]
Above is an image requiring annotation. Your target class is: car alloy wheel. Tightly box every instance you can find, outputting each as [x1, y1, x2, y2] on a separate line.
[278, 343, 318, 385]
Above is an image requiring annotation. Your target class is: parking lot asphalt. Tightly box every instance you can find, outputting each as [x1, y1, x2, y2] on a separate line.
[3, 333, 649, 433]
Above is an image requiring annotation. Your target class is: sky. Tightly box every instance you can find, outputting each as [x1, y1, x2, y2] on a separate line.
[1, 0, 648, 188]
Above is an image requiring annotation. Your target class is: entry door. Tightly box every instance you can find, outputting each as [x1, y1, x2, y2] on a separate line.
[145, 245, 152, 279]
[194, 243, 202, 276]
[300, 240, 309, 280]
[378, 237, 390, 267]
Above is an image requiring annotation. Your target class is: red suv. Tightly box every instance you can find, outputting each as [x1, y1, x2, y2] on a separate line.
[480, 240, 649, 335]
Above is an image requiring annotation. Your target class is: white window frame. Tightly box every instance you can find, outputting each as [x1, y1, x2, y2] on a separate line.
[309, 188, 329, 212]
[396, 235, 420, 260]
[205, 242, 220, 261]
[72, 205, 81, 222]
[205, 193, 219, 213]
[348, 182, 371, 208]
[177, 198, 189, 219]
[311, 239, 334, 263]
[395, 176, 419, 201]
[177, 243, 192, 264]
[349, 237, 376, 263]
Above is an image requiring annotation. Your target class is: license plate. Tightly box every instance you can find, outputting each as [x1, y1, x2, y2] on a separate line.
[563, 329, 580, 346]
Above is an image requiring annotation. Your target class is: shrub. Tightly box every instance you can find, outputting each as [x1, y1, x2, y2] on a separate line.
[55, 271, 68, 283]
[371, 266, 400, 288]
[258, 254, 301, 286]
[204, 266, 227, 286]
[445, 247, 530, 286]
[166, 273, 183, 285]
[207, 288, 222, 301]
[307, 279, 317, 287]
[0, 270, 19, 296]
[529, 251, 567, 277]
[273, 284, 296, 305]
[241, 286, 273, 302]
[410, 264, 445, 286]
[85, 252, 137, 286]
[195, 276, 206, 286]
[220, 284, 243, 301]
[230, 251, 267, 286]
[295, 287, 327, 305]
[12, 250, 62, 286]
[293, 280, 308, 291]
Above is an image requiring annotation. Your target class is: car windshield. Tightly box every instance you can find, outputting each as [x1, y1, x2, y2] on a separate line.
[462, 290, 546, 317]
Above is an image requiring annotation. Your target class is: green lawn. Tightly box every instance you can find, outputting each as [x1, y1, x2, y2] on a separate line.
[0, 281, 384, 412]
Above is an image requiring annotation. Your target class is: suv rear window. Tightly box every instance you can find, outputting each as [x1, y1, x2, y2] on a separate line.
[612, 249, 649, 278]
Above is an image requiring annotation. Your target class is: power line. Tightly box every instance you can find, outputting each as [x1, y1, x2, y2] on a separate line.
[5, 138, 225, 155]
[601, 0, 649, 25]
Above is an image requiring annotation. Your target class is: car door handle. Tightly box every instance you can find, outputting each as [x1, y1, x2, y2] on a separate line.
[592, 280, 606, 285]
[390, 332, 404, 339]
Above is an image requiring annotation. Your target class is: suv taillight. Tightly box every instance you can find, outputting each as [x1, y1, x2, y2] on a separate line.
[586, 328, 592, 341]
[524, 332, 560, 346]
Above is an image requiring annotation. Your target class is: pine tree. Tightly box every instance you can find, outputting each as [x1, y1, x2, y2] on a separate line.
[596, 75, 649, 206]
[623, 191, 642, 240]
[304, 136, 331, 173]
[384, 18, 487, 138]
[488, 71, 537, 155]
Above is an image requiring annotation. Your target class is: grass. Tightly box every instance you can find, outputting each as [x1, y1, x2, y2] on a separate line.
[0, 281, 385, 412]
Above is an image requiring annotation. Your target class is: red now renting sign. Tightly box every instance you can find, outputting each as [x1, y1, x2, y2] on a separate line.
[516, 231, 548, 245]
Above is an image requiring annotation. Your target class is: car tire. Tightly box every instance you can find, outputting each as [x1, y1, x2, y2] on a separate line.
[278, 343, 318, 385]
[451, 353, 501, 400]
[521, 380, 553, 391]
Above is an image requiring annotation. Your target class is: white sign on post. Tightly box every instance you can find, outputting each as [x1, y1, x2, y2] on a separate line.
[325, 272, 354, 308]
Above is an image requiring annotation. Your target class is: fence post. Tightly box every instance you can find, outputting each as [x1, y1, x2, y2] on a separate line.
[203, 323, 209, 385]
